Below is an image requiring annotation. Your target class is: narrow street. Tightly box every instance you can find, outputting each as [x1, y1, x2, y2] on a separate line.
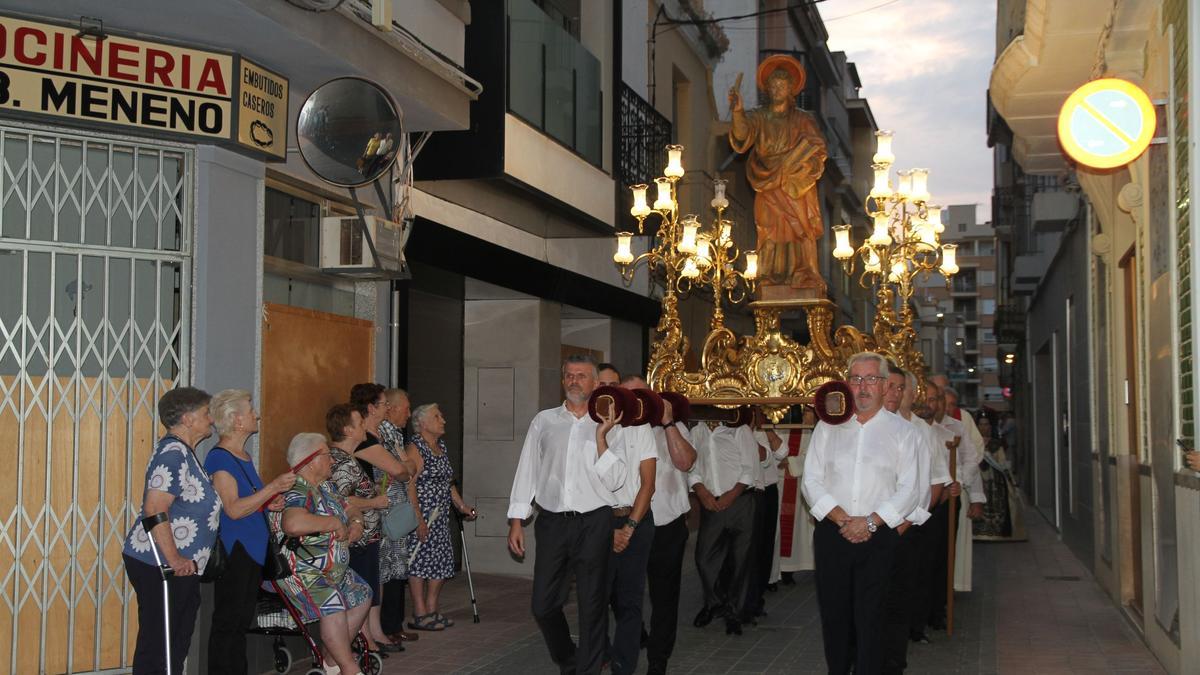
[352, 507, 1162, 674]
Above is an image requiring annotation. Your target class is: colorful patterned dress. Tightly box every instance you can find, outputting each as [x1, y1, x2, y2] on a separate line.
[270, 476, 370, 623]
[404, 434, 456, 580]
[376, 420, 410, 583]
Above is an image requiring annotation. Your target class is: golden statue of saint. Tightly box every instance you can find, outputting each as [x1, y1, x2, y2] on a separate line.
[729, 55, 828, 293]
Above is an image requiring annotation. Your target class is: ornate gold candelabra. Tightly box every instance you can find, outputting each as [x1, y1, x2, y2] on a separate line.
[831, 130, 959, 384]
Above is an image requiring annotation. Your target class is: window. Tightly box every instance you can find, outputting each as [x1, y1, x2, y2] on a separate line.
[979, 270, 996, 286]
[982, 329, 996, 344]
[982, 356, 998, 372]
[263, 180, 357, 315]
[977, 240, 995, 256]
[265, 187, 321, 266]
[958, 222, 967, 233]
[982, 299, 997, 316]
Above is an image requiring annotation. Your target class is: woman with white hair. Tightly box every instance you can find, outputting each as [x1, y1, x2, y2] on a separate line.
[405, 403, 475, 631]
[271, 432, 370, 675]
[204, 389, 297, 674]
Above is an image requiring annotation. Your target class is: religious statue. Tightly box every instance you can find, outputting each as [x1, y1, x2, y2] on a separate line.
[728, 54, 829, 294]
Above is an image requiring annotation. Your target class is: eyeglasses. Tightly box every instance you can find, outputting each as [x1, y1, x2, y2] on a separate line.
[848, 375, 886, 386]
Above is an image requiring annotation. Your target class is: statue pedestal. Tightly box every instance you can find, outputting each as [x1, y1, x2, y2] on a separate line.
[757, 284, 826, 303]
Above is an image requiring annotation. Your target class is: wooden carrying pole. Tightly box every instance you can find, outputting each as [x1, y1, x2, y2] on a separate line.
[946, 438, 959, 636]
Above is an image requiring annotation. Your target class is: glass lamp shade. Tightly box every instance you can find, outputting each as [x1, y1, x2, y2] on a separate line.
[918, 221, 938, 246]
[711, 178, 729, 209]
[910, 168, 930, 202]
[717, 220, 733, 246]
[743, 251, 758, 279]
[888, 260, 906, 283]
[865, 249, 882, 274]
[664, 144, 685, 178]
[896, 170, 913, 198]
[678, 216, 699, 254]
[614, 232, 635, 264]
[927, 205, 944, 234]
[869, 213, 892, 246]
[940, 243, 959, 275]
[832, 225, 855, 259]
[653, 177, 674, 211]
[681, 257, 700, 279]
[873, 130, 895, 165]
[870, 165, 892, 199]
[630, 184, 651, 218]
[695, 235, 713, 268]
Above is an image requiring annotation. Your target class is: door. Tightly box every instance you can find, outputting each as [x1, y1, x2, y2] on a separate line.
[1119, 247, 1143, 617]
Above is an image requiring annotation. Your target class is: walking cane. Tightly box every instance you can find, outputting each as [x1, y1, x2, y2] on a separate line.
[946, 437, 960, 637]
[141, 513, 175, 673]
[457, 510, 481, 623]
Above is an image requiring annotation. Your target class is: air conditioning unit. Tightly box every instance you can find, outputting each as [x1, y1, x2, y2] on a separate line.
[320, 215, 411, 279]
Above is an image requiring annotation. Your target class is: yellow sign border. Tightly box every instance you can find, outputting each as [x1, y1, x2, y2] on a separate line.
[1057, 78, 1156, 170]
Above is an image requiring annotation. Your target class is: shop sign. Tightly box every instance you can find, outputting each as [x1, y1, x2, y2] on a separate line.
[1057, 78, 1156, 170]
[0, 13, 288, 159]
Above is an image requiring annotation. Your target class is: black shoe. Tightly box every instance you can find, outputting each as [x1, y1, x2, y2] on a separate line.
[909, 631, 931, 644]
[781, 572, 795, 586]
[766, 582, 778, 592]
[724, 618, 742, 636]
[693, 606, 715, 628]
[641, 626, 649, 648]
[928, 616, 946, 631]
[647, 661, 668, 675]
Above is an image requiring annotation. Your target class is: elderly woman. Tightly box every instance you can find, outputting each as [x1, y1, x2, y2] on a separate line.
[375, 388, 417, 643]
[326, 400, 398, 655]
[122, 387, 219, 675]
[406, 403, 475, 631]
[204, 389, 297, 674]
[972, 413, 1027, 542]
[273, 432, 369, 675]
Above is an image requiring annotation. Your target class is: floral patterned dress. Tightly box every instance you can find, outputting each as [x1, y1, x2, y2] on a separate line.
[404, 434, 456, 580]
[270, 476, 371, 623]
[376, 420, 410, 583]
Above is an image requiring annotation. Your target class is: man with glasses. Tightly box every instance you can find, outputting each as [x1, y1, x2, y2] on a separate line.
[803, 352, 919, 674]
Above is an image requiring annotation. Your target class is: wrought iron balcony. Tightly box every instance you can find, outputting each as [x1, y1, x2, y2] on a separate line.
[617, 83, 672, 189]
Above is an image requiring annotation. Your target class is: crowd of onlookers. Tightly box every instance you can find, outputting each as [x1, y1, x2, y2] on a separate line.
[122, 384, 473, 675]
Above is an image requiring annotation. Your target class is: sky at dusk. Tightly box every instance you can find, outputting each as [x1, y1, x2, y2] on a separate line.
[818, 0, 998, 221]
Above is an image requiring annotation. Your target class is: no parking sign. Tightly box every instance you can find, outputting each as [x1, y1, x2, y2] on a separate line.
[1057, 78, 1156, 170]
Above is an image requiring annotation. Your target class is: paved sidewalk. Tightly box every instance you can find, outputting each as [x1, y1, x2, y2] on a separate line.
[355, 507, 1163, 674]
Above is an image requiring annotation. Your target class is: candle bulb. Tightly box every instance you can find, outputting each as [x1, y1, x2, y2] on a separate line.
[695, 235, 713, 268]
[871, 165, 892, 199]
[873, 130, 895, 165]
[869, 213, 892, 246]
[711, 178, 729, 210]
[681, 257, 700, 279]
[614, 232, 634, 264]
[653, 177, 674, 211]
[678, 215, 699, 254]
[630, 184, 651, 218]
[896, 170, 913, 198]
[927, 205, 944, 234]
[888, 260, 906, 283]
[940, 243, 959, 275]
[833, 224, 855, 259]
[664, 144, 685, 178]
[865, 249, 882, 273]
[910, 168, 930, 202]
[743, 251, 758, 279]
[718, 220, 733, 246]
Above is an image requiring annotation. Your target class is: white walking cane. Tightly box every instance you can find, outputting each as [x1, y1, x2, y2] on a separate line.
[141, 512, 175, 673]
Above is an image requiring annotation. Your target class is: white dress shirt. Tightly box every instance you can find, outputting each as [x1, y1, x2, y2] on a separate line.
[650, 422, 694, 525]
[933, 415, 986, 504]
[801, 409, 920, 529]
[900, 415, 941, 525]
[613, 424, 658, 508]
[507, 404, 628, 520]
[688, 423, 758, 497]
[753, 429, 791, 487]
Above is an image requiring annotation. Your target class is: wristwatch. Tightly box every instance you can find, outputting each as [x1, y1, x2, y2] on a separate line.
[625, 518, 639, 529]
[865, 515, 877, 534]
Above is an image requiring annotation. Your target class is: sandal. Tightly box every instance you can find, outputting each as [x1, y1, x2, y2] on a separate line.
[407, 613, 445, 631]
[433, 612, 455, 627]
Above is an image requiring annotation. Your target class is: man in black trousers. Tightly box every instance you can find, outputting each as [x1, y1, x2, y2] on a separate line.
[507, 354, 630, 674]
[802, 353, 919, 674]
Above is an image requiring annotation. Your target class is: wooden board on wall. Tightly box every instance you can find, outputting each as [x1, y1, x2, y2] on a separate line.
[260, 302, 374, 479]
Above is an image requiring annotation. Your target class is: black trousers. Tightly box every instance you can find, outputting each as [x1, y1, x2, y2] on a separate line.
[883, 526, 922, 674]
[124, 554, 202, 675]
[745, 484, 779, 616]
[207, 542, 262, 675]
[349, 540, 382, 607]
[926, 501, 953, 626]
[911, 516, 940, 634]
[813, 519, 898, 675]
[607, 513, 655, 675]
[531, 507, 613, 675]
[645, 514, 689, 669]
[695, 491, 755, 618]
[380, 578, 408, 634]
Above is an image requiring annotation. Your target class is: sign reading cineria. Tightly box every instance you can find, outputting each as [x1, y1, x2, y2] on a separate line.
[0, 13, 289, 160]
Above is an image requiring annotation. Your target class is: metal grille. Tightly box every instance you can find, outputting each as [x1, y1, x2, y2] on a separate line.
[617, 83, 671, 189]
[0, 122, 192, 675]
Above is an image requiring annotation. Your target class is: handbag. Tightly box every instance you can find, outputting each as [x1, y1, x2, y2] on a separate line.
[382, 502, 419, 540]
[214, 447, 294, 580]
[200, 534, 228, 582]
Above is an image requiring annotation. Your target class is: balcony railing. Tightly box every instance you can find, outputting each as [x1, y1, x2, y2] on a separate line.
[617, 83, 671, 189]
[952, 278, 978, 293]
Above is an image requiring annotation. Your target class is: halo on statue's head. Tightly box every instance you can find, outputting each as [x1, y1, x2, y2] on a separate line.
[756, 54, 806, 97]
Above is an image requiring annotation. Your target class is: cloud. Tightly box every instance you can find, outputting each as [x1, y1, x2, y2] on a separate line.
[821, 0, 997, 219]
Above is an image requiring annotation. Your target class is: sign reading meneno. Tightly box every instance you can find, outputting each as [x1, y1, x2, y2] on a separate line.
[0, 14, 288, 160]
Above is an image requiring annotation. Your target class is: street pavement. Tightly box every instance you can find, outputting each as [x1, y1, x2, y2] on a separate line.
[293, 506, 1162, 674]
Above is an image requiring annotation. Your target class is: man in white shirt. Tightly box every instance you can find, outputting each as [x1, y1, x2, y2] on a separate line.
[881, 367, 949, 673]
[507, 355, 629, 674]
[689, 418, 759, 635]
[748, 415, 790, 617]
[620, 376, 696, 675]
[802, 352, 919, 675]
[594, 368, 657, 675]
